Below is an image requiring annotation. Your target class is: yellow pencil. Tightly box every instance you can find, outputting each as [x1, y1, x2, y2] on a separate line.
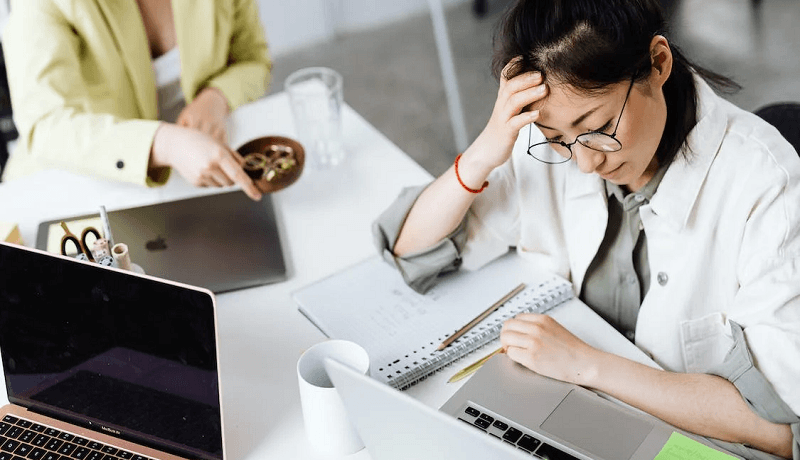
[448, 347, 505, 383]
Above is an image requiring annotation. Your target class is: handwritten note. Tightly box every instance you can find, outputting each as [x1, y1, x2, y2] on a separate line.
[655, 432, 737, 460]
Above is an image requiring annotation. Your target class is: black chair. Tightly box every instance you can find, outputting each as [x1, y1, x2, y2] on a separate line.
[754, 102, 800, 156]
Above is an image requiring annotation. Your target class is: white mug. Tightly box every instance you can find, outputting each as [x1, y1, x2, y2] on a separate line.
[297, 340, 369, 455]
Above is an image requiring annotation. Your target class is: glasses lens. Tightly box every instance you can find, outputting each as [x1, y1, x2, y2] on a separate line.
[577, 133, 622, 153]
[528, 142, 572, 164]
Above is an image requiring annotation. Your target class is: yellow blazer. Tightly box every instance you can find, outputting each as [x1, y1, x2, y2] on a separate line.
[2, 0, 271, 186]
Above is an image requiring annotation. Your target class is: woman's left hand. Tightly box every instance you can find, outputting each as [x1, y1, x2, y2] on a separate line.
[176, 86, 230, 144]
[500, 314, 601, 386]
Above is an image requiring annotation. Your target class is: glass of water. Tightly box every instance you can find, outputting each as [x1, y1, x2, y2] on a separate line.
[284, 67, 345, 169]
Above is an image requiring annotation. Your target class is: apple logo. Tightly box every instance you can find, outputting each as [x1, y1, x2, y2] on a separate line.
[145, 236, 168, 251]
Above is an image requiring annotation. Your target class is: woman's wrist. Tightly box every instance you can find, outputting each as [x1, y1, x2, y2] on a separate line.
[573, 347, 606, 388]
[149, 122, 174, 168]
[456, 146, 499, 190]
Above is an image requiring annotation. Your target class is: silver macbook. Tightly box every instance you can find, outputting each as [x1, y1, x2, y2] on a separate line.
[327, 354, 740, 460]
[35, 190, 287, 293]
[0, 242, 226, 460]
[324, 358, 531, 460]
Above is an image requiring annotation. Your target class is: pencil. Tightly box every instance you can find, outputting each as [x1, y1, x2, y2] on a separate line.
[99, 205, 114, 248]
[448, 347, 505, 383]
[436, 282, 526, 351]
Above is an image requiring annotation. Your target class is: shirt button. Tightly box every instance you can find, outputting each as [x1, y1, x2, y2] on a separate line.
[657, 272, 669, 286]
[625, 331, 635, 341]
[634, 194, 645, 202]
[116, 160, 125, 169]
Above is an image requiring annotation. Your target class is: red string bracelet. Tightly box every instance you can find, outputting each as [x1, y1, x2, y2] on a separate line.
[454, 154, 488, 194]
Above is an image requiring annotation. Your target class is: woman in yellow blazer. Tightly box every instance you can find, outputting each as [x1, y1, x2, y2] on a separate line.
[2, 0, 270, 200]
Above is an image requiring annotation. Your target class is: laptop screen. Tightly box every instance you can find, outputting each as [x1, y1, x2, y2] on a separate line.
[0, 244, 223, 460]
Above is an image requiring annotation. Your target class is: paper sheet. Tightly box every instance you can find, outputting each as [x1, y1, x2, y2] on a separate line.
[655, 433, 737, 460]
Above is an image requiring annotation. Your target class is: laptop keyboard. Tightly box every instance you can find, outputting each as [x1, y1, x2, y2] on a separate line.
[457, 405, 580, 460]
[0, 416, 160, 460]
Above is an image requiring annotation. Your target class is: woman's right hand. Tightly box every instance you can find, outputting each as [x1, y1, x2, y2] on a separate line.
[462, 63, 548, 172]
[149, 123, 262, 201]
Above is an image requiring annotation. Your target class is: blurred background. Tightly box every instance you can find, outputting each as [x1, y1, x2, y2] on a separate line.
[1, 0, 798, 177]
[262, 0, 800, 176]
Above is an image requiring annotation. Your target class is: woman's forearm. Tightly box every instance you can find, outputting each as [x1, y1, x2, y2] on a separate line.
[585, 351, 793, 458]
[393, 154, 495, 256]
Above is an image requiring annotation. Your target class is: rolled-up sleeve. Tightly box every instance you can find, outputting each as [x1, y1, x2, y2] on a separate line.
[708, 322, 800, 460]
[372, 184, 468, 293]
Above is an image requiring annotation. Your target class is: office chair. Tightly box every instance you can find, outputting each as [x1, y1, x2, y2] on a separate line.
[754, 102, 800, 156]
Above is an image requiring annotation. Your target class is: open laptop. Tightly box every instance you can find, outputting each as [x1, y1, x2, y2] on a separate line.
[35, 190, 287, 293]
[0, 242, 226, 460]
[327, 355, 740, 460]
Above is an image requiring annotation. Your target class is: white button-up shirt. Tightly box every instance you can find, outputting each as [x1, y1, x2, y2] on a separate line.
[461, 79, 800, 415]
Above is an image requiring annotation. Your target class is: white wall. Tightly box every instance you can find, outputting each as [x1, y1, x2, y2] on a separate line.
[258, 0, 467, 57]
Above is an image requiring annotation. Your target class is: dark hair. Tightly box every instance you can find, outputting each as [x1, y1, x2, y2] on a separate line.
[492, 0, 740, 166]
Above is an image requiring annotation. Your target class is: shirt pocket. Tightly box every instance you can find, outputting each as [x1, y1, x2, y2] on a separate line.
[679, 312, 735, 373]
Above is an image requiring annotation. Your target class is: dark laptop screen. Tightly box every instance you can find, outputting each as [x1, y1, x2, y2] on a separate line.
[0, 244, 223, 460]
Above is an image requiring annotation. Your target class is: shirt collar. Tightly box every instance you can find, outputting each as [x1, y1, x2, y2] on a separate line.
[648, 76, 729, 230]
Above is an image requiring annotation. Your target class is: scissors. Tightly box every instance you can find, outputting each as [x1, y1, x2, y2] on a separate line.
[60, 221, 102, 262]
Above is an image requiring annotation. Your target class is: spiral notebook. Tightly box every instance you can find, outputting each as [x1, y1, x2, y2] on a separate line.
[292, 252, 574, 390]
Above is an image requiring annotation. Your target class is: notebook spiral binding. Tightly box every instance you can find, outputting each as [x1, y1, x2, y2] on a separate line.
[388, 278, 574, 390]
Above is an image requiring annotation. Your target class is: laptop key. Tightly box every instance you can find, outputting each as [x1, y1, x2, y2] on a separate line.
[473, 418, 491, 429]
[42, 431, 58, 439]
[18, 432, 36, 444]
[0, 423, 11, 436]
[71, 439, 88, 447]
[41, 453, 59, 460]
[115, 451, 132, 459]
[502, 427, 522, 443]
[27, 447, 45, 460]
[56, 444, 76, 456]
[85, 444, 102, 452]
[492, 420, 509, 431]
[6, 428, 23, 440]
[43, 440, 62, 452]
[12, 444, 31, 457]
[85, 450, 103, 460]
[0, 451, 12, 460]
[72, 447, 90, 460]
[30, 436, 48, 449]
[100, 447, 117, 456]
[55, 434, 73, 443]
[28, 426, 44, 434]
[464, 407, 480, 418]
[536, 442, 580, 460]
[517, 434, 541, 453]
[1, 440, 20, 453]
[14, 422, 30, 429]
[1, 418, 17, 425]
[478, 414, 494, 424]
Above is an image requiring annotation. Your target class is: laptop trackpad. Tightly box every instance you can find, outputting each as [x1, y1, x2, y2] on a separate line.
[540, 390, 653, 460]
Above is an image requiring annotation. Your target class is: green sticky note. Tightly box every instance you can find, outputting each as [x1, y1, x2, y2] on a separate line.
[654, 432, 737, 460]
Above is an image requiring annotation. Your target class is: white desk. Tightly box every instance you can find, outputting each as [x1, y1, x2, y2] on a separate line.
[0, 93, 656, 460]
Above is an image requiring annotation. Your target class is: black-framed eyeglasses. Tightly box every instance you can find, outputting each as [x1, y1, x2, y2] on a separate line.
[527, 76, 636, 164]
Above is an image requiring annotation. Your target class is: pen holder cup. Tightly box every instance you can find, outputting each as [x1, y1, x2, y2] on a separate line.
[237, 136, 305, 194]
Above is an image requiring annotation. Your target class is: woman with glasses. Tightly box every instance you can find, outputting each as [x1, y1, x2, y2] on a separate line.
[374, 0, 799, 458]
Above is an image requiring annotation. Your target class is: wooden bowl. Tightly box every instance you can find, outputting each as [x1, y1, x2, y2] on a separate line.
[237, 136, 305, 193]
